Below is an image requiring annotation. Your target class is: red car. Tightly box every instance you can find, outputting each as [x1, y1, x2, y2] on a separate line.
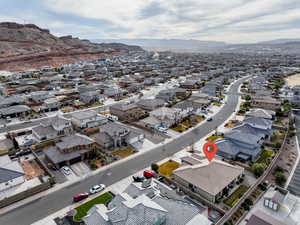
[73, 192, 89, 202]
[143, 170, 156, 179]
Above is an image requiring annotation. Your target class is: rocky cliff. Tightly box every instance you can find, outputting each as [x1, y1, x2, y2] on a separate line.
[0, 22, 143, 71]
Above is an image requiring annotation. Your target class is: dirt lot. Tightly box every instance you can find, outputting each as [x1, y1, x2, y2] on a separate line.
[21, 160, 45, 180]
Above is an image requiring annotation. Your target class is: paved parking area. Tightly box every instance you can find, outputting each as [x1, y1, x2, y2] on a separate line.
[166, 129, 181, 138]
[61, 167, 78, 182]
[71, 162, 92, 178]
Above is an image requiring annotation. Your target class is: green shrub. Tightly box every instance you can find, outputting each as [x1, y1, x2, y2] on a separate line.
[151, 163, 159, 173]
[275, 172, 286, 186]
[252, 163, 266, 177]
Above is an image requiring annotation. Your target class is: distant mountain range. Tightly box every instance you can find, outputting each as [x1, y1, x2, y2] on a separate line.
[256, 39, 300, 45]
[94, 38, 300, 54]
[93, 38, 227, 52]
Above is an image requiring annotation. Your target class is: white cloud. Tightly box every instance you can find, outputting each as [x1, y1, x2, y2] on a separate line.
[4, 0, 300, 42]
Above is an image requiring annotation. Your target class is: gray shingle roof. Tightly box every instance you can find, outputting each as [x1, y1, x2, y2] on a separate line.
[32, 125, 57, 138]
[56, 134, 94, 150]
[224, 130, 261, 147]
[0, 105, 31, 116]
[44, 146, 86, 164]
[99, 123, 142, 142]
[153, 197, 200, 225]
[0, 167, 24, 183]
[72, 110, 97, 120]
[244, 117, 273, 129]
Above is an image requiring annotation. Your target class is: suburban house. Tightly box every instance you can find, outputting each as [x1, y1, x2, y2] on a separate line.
[246, 210, 287, 225]
[156, 89, 176, 102]
[136, 98, 166, 111]
[30, 91, 51, 103]
[40, 97, 61, 112]
[243, 186, 300, 225]
[246, 108, 275, 120]
[173, 157, 244, 203]
[71, 111, 108, 129]
[83, 179, 211, 225]
[200, 85, 218, 97]
[180, 80, 199, 89]
[155, 88, 188, 102]
[173, 101, 201, 116]
[141, 107, 184, 128]
[0, 105, 31, 118]
[251, 96, 281, 111]
[80, 91, 102, 104]
[216, 129, 264, 162]
[32, 115, 73, 142]
[173, 93, 211, 114]
[0, 95, 25, 108]
[93, 122, 144, 150]
[110, 102, 148, 121]
[44, 134, 97, 168]
[0, 155, 25, 191]
[103, 87, 124, 99]
[216, 114, 274, 162]
[233, 117, 273, 140]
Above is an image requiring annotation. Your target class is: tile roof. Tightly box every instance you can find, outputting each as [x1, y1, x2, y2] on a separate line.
[173, 159, 244, 195]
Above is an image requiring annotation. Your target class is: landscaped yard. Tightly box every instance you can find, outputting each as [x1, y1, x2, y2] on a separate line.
[213, 102, 222, 107]
[74, 192, 113, 221]
[206, 135, 222, 142]
[172, 124, 188, 132]
[158, 160, 180, 177]
[256, 149, 274, 164]
[0, 149, 8, 156]
[224, 185, 249, 207]
[225, 121, 235, 128]
[112, 147, 135, 158]
[192, 115, 205, 123]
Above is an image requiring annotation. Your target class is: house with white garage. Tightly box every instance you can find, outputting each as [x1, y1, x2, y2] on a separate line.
[71, 111, 108, 129]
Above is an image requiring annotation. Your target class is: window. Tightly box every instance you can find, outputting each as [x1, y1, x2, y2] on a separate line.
[264, 199, 269, 207]
[269, 200, 274, 209]
[273, 203, 278, 211]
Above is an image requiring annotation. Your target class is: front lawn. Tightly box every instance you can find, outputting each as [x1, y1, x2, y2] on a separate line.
[206, 135, 222, 142]
[256, 149, 274, 164]
[224, 185, 249, 207]
[158, 160, 180, 177]
[0, 149, 9, 156]
[172, 124, 188, 132]
[74, 192, 113, 221]
[112, 147, 135, 158]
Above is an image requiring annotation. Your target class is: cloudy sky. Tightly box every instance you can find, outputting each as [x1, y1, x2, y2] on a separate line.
[1, 0, 300, 43]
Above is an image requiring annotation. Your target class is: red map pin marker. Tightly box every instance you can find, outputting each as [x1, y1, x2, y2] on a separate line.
[203, 142, 218, 162]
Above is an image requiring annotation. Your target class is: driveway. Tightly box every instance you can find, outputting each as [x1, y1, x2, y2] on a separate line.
[71, 162, 92, 178]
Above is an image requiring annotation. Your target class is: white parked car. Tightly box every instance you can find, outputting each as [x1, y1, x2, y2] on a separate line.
[105, 114, 118, 121]
[89, 184, 106, 194]
[62, 166, 71, 175]
[157, 126, 168, 133]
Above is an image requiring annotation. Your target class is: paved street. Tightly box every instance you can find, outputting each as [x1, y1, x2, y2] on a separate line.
[0, 77, 247, 225]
